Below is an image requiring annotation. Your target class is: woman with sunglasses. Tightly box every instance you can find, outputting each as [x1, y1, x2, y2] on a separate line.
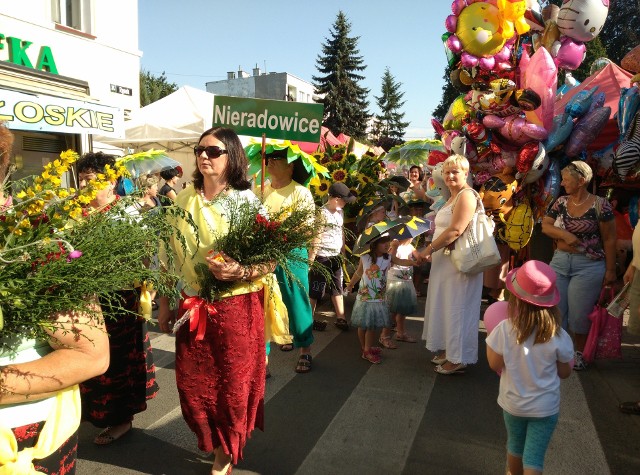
[541, 160, 616, 371]
[157, 127, 273, 475]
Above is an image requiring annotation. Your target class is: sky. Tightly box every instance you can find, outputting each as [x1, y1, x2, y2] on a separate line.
[138, 0, 454, 140]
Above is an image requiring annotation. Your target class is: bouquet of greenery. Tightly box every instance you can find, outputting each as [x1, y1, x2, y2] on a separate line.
[309, 143, 387, 220]
[0, 150, 193, 353]
[194, 196, 327, 302]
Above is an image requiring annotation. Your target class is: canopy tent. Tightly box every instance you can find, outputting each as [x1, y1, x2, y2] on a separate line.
[96, 86, 219, 185]
[554, 62, 634, 151]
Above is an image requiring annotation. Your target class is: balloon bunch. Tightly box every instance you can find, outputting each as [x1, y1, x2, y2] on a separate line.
[436, 0, 610, 250]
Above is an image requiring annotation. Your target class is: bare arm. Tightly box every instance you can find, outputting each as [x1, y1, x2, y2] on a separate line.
[541, 215, 580, 246]
[166, 189, 178, 201]
[557, 361, 572, 379]
[486, 345, 505, 373]
[0, 304, 109, 404]
[346, 259, 364, 292]
[421, 190, 476, 259]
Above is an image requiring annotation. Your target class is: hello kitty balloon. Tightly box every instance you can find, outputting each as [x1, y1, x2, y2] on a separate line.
[557, 0, 609, 43]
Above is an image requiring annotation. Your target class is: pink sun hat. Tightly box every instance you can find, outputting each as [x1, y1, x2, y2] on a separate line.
[505, 260, 560, 308]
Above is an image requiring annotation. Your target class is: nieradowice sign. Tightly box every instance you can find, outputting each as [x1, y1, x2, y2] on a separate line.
[212, 95, 323, 142]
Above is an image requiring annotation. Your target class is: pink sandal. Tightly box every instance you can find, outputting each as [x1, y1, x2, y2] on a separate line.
[362, 350, 381, 364]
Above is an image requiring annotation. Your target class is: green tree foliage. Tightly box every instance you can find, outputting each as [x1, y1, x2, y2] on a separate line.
[313, 11, 370, 140]
[140, 70, 178, 107]
[373, 67, 409, 150]
[432, 64, 460, 129]
[599, 0, 640, 65]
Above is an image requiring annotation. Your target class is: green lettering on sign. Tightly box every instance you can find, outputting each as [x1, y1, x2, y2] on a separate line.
[36, 46, 58, 74]
[212, 96, 323, 142]
[7, 37, 34, 68]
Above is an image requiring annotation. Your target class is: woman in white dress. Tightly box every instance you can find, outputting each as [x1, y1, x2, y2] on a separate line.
[420, 155, 482, 374]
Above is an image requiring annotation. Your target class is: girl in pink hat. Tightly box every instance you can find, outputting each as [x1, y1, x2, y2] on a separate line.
[486, 260, 574, 475]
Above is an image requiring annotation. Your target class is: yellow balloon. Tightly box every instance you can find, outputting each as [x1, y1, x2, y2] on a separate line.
[457, 3, 506, 57]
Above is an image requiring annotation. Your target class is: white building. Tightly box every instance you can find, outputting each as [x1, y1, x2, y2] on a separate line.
[0, 1, 139, 181]
[206, 66, 318, 104]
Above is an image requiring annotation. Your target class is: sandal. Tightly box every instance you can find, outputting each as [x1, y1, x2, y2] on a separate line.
[395, 333, 417, 343]
[280, 343, 294, 352]
[430, 354, 447, 365]
[93, 422, 133, 445]
[379, 336, 398, 349]
[362, 350, 381, 364]
[367, 346, 382, 355]
[619, 401, 640, 415]
[295, 354, 312, 373]
[334, 318, 349, 331]
[434, 363, 466, 375]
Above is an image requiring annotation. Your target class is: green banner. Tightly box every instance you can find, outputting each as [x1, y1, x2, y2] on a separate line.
[212, 95, 324, 142]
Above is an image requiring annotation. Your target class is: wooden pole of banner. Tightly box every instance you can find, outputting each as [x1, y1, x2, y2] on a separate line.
[261, 133, 266, 195]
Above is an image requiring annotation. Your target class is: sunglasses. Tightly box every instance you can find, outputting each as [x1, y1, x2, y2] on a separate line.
[193, 145, 227, 158]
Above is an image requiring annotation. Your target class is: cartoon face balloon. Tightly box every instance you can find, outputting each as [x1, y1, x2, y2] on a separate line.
[479, 173, 518, 221]
[557, 0, 609, 43]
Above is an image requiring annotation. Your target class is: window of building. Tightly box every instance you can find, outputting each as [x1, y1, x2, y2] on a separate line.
[51, 0, 93, 34]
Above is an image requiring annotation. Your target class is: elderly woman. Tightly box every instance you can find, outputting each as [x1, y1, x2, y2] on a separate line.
[420, 154, 482, 374]
[158, 127, 274, 475]
[541, 160, 616, 371]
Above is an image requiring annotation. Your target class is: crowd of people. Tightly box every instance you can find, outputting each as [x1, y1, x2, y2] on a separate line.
[1, 124, 638, 475]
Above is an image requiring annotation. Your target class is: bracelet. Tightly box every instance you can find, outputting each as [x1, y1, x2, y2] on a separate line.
[428, 243, 435, 253]
[241, 266, 251, 281]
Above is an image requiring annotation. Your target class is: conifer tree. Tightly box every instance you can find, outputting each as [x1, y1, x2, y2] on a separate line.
[374, 67, 409, 150]
[313, 11, 370, 140]
[432, 65, 461, 128]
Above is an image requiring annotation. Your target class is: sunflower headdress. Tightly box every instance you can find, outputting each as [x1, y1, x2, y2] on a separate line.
[245, 140, 328, 187]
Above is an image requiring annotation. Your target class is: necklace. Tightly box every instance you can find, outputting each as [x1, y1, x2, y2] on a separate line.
[199, 185, 230, 204]
[569, 193, 590, 207]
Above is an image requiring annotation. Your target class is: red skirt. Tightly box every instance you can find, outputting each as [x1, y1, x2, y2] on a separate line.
[175, 290, 265, 463]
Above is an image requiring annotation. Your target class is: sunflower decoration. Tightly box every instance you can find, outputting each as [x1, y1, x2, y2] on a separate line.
[310, 177, 332, 201]
[331, 168, 349, 183]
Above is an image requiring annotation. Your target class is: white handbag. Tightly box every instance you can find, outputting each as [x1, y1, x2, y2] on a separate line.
[448, 189, 501, 274]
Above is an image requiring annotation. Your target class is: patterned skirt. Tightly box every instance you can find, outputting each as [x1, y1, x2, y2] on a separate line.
[175, 290, 265, 464]
[11, 421, 77, 474]
[80, 289, 158, 427]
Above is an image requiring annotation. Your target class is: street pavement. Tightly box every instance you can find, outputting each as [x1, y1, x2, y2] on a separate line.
[76, 288, 640, 475]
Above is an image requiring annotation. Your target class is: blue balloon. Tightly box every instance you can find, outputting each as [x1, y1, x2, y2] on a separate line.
[544, 113, 574, 151]
[565, 86, 599, 119]
[618, 86, 640, 138]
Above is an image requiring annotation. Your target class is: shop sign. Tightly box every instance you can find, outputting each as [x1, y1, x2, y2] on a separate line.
[0, 89, 124, 138]
[212, 95, 323, 142]
[0, 34, 58, 74]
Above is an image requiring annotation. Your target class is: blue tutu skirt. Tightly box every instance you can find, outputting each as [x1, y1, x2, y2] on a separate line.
[350, 299, 390, 329]
[386, 280, 418, 315]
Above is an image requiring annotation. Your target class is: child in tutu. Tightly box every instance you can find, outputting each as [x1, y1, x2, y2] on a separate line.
[486, 260, 574, 475]
[382, 237, 420, 345]
[346, 234, 415, 364]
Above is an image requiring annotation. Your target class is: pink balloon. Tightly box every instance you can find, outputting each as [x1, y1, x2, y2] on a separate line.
[461, 52, 479, 68]
[447, 35, 462, 53]
[446, 15, 458, 33]
[555, 37, 586, 71]
[479, 56, 496, 71]
[484, 301, 509, 334]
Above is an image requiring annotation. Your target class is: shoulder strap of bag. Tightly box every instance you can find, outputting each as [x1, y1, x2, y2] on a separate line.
[452, 188, 481, 213]
[594, 195, 603, 220]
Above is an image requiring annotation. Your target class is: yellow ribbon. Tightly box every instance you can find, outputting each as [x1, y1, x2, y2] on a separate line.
[0, 385, 81, 474]
[138, 282, 153, 321]
[262, 273, 293, 345]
